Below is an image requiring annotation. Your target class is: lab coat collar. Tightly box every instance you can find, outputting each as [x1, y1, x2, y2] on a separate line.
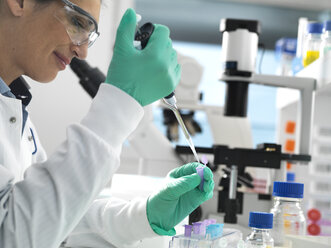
[9, 77, 32, 106]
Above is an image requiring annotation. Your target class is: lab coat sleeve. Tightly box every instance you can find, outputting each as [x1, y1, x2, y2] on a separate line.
[0, 84, 144, 248]
[64, 197, 158, 248]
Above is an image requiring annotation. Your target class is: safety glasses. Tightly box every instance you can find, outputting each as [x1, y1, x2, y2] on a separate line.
[54, 0, 100, 47]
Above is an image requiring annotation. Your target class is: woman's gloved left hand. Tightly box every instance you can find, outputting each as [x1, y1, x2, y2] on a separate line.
[146, 162, 214, 236]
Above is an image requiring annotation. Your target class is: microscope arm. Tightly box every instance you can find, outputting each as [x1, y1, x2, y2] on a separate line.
[221, 74, 316, 155]
[253, 74, 316, 155]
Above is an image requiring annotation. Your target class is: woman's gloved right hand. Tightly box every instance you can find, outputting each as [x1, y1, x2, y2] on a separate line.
[105, 8, 181, 107]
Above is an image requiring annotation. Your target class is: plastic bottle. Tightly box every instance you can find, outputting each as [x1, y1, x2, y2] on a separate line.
[303, 22, 323, 67]
[275, 38, 297, 76]
[245, 212, 274, 248]
[270, 182, 306, 247]
[320, 21, 331, 58]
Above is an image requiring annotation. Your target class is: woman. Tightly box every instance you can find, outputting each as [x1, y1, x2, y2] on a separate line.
[0, 0, 214, 247]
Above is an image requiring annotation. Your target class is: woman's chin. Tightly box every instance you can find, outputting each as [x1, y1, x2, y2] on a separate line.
[29, 71, 59, 83]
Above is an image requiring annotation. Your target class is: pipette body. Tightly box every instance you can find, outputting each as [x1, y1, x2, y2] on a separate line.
[135, 20, 200, 163]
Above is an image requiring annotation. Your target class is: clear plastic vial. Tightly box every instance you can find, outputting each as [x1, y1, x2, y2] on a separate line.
[275, 38, 297, 76]
[303, 22, 323, 67]
[320, 20, 331, 59]
[245, 212, 274, 248]
[270, 182, 306, 247]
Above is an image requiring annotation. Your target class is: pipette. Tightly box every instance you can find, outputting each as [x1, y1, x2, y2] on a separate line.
[163, 93, 200, 163]
[134, 21, 200, 163]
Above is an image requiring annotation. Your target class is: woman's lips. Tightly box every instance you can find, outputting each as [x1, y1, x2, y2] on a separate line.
[54, 52, 70, 70]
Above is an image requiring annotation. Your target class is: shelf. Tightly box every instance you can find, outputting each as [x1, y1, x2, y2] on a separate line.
[285, 235, 331, 248]
[296, 56, 331, 96]
[219, 0, 331, 11]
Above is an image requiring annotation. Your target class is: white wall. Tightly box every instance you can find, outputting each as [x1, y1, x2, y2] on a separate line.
[27, 0, 134, 155]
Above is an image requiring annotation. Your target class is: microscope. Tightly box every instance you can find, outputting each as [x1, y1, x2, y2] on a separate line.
[176, 18, 316, 228]
[219, 18, 316, 224]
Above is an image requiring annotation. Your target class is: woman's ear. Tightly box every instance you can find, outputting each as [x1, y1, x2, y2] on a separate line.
[6, 0, 24, 17]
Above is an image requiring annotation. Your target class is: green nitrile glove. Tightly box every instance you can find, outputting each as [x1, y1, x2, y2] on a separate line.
[146, 162, 214, 236]
[105, 8, 181, 106]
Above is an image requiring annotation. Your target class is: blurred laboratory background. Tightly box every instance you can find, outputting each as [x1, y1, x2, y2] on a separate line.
[26, 0, 331, 247]
[28, 0, 330, 154]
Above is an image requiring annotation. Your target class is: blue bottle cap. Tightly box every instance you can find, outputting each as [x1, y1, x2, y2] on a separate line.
[324, 20, 331, 32]
[286, 172, 295, 182]
[248, 212, 273, 229]
[275, 38, 297, 57]
[273, 181, 304, 198]
[307, 22, 323, 34]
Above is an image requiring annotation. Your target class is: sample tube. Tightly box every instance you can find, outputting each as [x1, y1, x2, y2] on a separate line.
[192, 222, 204, 239]
[196, 166, 205, 191]
[184, 225, 192, 237]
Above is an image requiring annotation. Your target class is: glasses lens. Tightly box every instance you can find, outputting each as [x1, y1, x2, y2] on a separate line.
[88, 32, 99, 47]
[55, 6, 99, 46]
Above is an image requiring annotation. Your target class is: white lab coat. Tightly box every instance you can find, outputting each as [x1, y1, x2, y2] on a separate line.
[0, 83, 158, 248]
